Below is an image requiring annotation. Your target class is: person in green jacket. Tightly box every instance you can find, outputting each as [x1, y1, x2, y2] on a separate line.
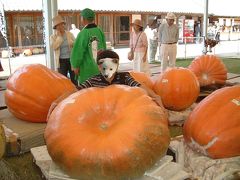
[71, 8, 106, 84]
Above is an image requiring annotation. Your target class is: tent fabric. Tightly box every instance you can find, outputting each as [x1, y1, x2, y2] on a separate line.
[1, 0, 239, 17]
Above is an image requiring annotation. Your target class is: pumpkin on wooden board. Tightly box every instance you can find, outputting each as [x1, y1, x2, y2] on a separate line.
[5, 64, 76, 123]
[153, 67, 200, 111]
[188, 55, 227, 87]
[183, 85, 240, 159]
[0, 124, 6, 159]
[129, 71, 154, 89]
[45, 85, 170, 180]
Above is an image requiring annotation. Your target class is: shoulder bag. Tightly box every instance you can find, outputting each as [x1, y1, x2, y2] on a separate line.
[128, 32, 142, 61]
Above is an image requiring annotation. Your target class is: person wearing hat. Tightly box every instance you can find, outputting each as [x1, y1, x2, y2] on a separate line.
[48, 50, 166, 116]
[145, 18, 159, 63]
[50, 14, 77, 85]
[129, 19, 151, 75]
[70, 8, 106, 84]
[77, 49, 165, 108]
[158, 12, 179, 73]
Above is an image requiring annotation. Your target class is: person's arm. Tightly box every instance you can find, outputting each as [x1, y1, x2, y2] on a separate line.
[129, 32, 134, 52]
[142, 32, 148, 62]
[158, 24, 163, 46]
[70, 31, 86, 75]
[175, 25, 179, 43]
[140, 84, 168, 118]
[139, 85, 163, 107]
[50, 31, 63, 50]
[125, 72, 166, 110]
[77, 79, 93, 90]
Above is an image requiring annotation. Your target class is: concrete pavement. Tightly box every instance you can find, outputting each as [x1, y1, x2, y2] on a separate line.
[1, 40, 240, 78]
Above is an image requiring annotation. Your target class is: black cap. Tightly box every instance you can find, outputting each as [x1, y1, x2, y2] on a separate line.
[97, 50, 119, 64]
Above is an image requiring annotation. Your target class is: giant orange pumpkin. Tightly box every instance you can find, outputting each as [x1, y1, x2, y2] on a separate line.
[5, 64, 76, 123]
[45, 85, 170, 180]
[129, 71, 154, 89]
[183, 85, 240, 159]
[153, 67, 200, 111]
[188, 55, 227, 87]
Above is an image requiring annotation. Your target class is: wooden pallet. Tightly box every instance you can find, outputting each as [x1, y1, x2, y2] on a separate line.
[31, 145, 191, 180]
[0, 109, 46, 156]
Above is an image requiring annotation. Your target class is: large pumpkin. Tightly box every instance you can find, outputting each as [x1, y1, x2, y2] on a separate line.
[45, 85, 170, 180]
[5, 64, 76, 123]
[129, 71, 154, 89]
[153, 67, 200, 111]
[188, 55, 227, 87]
[183, 86, 240, 159]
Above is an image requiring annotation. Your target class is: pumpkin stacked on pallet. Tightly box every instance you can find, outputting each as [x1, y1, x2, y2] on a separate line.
[153, 67, 200, 111]
[188, 55, 227, 87]
[183, 85, 240, 159]
[5, 64, 76, 123]
[129, 71, 153, 89]
[45, 85, 170, 180]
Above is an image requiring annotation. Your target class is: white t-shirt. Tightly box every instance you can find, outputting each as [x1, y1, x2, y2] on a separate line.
[70, 28, 80, 38]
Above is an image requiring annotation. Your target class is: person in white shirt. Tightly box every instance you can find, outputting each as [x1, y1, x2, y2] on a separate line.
[145, 19, 158, 63]
[70, 24, 80, 38]
[158, 12, 179, 73]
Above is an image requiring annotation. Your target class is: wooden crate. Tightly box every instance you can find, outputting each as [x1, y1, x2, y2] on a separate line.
[0, 109, 46, 156]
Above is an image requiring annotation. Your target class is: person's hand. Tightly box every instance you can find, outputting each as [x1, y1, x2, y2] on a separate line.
[55, 30, 62, 36]
[152, 96, 168, 118]
[142, 55, 147, 62]
[152, 95, 163, 107]
[72, 67, 80, 75]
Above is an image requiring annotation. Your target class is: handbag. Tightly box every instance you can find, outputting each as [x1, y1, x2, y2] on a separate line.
[128, 32, 142, 61]
[128, 51, 134, 60]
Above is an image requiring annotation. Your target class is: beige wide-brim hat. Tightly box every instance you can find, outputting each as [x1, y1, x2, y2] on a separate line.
[131, 19, 143, 27]
[166, 12, 176, 19]
[52, 15, 65, 29]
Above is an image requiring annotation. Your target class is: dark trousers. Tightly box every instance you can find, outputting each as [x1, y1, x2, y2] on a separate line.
[58, 58, 77, 86]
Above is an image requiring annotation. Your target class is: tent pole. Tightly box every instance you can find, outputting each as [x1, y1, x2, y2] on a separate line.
[203, 0, 209, 54]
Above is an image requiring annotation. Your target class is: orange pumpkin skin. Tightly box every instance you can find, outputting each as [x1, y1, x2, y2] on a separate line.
[5, 64, 76, 123]
[188, 55, 227, 87]
[129, 71, 154, 89]
[153, 67, 200, 111]
[183, 86, 240, 159]
[45, 85, 170, 180]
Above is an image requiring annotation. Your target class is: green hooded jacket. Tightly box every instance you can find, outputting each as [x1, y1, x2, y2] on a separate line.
[71, 23, 106, 83]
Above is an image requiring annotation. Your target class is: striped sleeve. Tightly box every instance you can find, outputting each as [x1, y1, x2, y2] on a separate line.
[77, 79, 93, 90]
[124, 72, 141, 87]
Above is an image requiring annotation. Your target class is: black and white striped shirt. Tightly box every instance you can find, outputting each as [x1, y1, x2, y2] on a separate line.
[77, 72, 141, 89]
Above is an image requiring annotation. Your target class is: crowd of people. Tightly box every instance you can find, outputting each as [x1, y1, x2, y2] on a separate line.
[50, 8, 179, 93]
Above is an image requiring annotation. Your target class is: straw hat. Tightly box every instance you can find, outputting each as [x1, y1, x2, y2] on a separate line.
[131, 19, 143, 27]
[52, 15, 65, 29]
[166, 12, 176, 20]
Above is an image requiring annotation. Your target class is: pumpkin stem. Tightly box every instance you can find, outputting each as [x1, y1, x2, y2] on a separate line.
[202, 73, 208, 80]
[100, 123, 108, 130]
